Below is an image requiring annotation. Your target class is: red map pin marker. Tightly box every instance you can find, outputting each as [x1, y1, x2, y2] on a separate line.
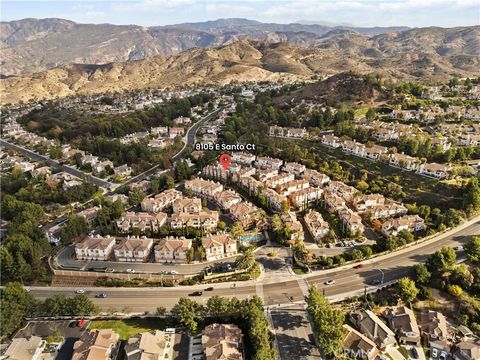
[219, 153, 232, 170]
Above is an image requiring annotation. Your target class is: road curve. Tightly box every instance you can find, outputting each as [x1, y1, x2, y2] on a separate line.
[28, 216, 480, 312]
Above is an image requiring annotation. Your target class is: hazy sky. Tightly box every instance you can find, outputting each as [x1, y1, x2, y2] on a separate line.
[2, 0, 479, 27]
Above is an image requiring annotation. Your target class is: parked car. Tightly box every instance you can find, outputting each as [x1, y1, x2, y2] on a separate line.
[189, 291, 202, 296]
[204, 287, 214, 291]
[411, 347, 419, 359]
[439, 351, 447, 360]
[431, 348, 438, 358]
[95, 293, 107, 298]
[353, 264, 364, 269]
[325, 280, 336, 285]
[76, 319, 86, 328]
[126, 268, 135, 273]
[75, 289, 85, 294]
[370, 279, 381, 285]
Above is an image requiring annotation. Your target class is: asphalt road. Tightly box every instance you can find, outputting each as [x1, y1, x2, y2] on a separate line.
[28, 216, 480, 312]
[0, 139, 112, 189]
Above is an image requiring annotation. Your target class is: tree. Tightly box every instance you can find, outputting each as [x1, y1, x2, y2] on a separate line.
[235, 248, 255, 270]
[351, 249, 363, 260]
[0, 282, 38, 337]
[448, 284, 463, 297]
[397, 277, 419, 303]
[464, 236, 480, 263]
[61, 216, 88, 245]
[360, 246, 373, 258]
[306, 286, 345, 356]
[128, 188, 146, 206]
[412, 264, 431, 285]
[230, 221, 244, 239]
[427, 246, 456, 273]
[206, 296, 230, 318]
[366, 108, 376, 121]
[171, 297, 202, 333]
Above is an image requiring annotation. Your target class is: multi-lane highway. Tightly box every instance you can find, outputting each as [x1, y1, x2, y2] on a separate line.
[29, 215, 480, 312]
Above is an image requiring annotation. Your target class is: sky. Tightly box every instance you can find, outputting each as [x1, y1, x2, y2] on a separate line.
[1, 0, 479, 28]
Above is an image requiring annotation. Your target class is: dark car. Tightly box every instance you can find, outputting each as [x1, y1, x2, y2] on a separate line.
[190, 291, 203, 296]
[353, 264, 364, 269]
[411, 347, 419, 359]
[204, 287, 214, 291]
[95, 293, 107, 298]
[370, 279, 381, 285]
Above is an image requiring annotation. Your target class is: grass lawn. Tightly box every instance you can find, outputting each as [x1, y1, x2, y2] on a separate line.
[89, 319, 168, 340]
[293, 267, 308, 275]
[398, 346, 409, 359]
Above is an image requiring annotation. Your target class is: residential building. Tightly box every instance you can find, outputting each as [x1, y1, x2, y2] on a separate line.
[229, 202, 260, 229]
[262, 188, 288, 211]
[114, 164, 133, 178]
[169, 127, 184, 138]
[282, 162, 306, 176]
[202, 164, 228, 182]
[418, 310, 449, 349]
[324, 192, 347, 211]
[75, 235, 116, 261]
[254, 156, 283, 170]
[278, 179, 309, 196]
[257, 168, 279, 182]
[202, 323, 243, 360]
[417, 163, 452, 179]
[350, 310, 397, 350]
[1, 336, 46, 360]
[141, 189, 183, 212]
[72, 329, 119, 360]
[389, 153, 419, 171]
[172, 198, 202, 214]
[30, 166, 51, 178]
[452, 338, 480, 360]
[113, 236, 154, 262]
[129, 180, 151, 193]
[321, 134, 342, 148]
[213, 190, 242, 210]
[364, 144, 388, 160]
[116, 212, 168, 233]
[265, 173, 295, 188]
[169, 210, 219, 232]
[383, 306, 421, 346]
[338, 207, 365, 235]
[148, 138, 172, 149]
[354, 194, 386, 213]
[381, 215, 425, 237]
[368, 202, 408, 220]
[125, 330, 167, 360]
[280, 211, 304, 241]
[154, 236, 192, 263]
[289, 187, 322, 210]
[304, 211, 330, 242]
[201, 233, 237, 261]
[240, 176, 263, 196]
[232, 152, 256, 165]
[342, 324, 380, 360]
[77, 206, 100, 225]
[302, 168, 330, 187]
[328, 181, 358, 201]
[92, 160, 114, 175]
[185, 178, 223, 199]
[286, 127, 307, 138]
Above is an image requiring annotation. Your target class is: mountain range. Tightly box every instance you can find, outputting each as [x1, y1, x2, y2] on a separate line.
[0, 18, 479, 105]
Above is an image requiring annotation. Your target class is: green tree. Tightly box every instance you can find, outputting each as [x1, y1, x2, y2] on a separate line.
[61, 216, 88, 245]
[306, 286, 345, 356]
[171, 297, 202, 333]
[397, 277, 419, 303]
[448, 284, 463, 297]
[0, 282, 38, 337]
[464, 236, 480, 263]
[235, 248, 255, 270]
[427, 246, 456, 273]
[412, 264, 431, 285]
[128, 188, 146, 206]
[206, 296, 230, 318]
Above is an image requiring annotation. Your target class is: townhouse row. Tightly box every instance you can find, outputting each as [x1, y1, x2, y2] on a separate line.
[74, 232, 237, 263]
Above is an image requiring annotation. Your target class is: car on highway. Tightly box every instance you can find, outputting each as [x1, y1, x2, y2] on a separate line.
[170, 270, 179, 275]
[24, 287, 31, 292]
[95, 293, 107, 298]
[204, 287, 214, 291]
[439, 351, 447, 360]
[370, 279, 381, 285]
[106, 268, 115, 273]
[75, 289, 85, 294]
[353, 264, 364, 269]
[324, 280, 336, 285]
[126, 268, 136, 273]
[189, 291, 203, 296]
[431, 348, 438, 358]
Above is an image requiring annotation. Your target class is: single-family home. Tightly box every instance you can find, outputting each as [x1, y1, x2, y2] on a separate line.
[350, 310, 397, 350]
[342, 324, 380, 360]
[381, 215, 425, 237]
[383, 306, 421, 346]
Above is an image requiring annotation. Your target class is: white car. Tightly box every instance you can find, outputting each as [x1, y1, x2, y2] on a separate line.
[325, 280, 336, 285]
[75, 289, 85, 294]
[126, 269, 136, 273]
[431, 348, 438, 358]
[24, 287, 31, 292]
[170, 270, 179, 275]
[439, 351, 447, 360]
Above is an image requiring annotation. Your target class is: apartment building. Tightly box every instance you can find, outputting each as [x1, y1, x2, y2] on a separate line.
[265, 173, 295, 188]
[125, 331, 167, 360]
[72, 329, 119, 360]
[116, 212, 168, 233]
[172, 198, 202, 214]
[141, 189, 183, 212]
[169, 210, 219, 232]
[417, 163, 452, 179]
[113, 236, 154, 262]
[201, 233, 237, 261]
[277, 179, 310, 196]
[280, 211, 304, 241]
[389, 153, 419, 171]
[328, 181, 358, 201]
[154, 236, 192, 263]
[282, 162, 306, 176]
[202, 324, 243, 360]
[262, 188, 288, 211]
[381, 215, 425, 237]
[338, 207, 365, 235]
[75, 235, 116, 261]
[254, 156, 283, 170]
[321, 134, 342, 148]
[368, 202, 408, 220]
[304, 211, 330, 242]
[229, 201, 260, 229]
[232, 151, 256, 165]
[302, 168, 330, 187]
[289, 187, 323, 210]
[354, 194, 386, 213]
[213, 190, 243, 210]
[185, 178, 223, 199]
